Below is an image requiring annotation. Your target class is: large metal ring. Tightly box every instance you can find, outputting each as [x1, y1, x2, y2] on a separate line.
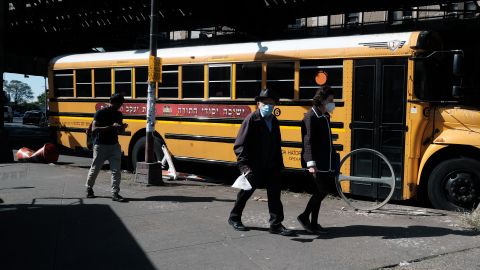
[335, 148, 396, 211]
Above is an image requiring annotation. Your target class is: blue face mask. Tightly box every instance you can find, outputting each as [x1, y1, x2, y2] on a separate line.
[260, 104, 274, 117]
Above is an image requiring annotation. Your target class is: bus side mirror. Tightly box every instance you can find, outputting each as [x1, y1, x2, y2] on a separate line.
[452, 51, 463, 77]
[452, 85, 463, 98]
[452, 51, 464, 98]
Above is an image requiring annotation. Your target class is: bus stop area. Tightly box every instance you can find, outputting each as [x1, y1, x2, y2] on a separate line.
[1, 157, 479, 270]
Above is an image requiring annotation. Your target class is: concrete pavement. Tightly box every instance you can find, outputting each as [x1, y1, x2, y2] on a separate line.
[0, 157, 479, 270]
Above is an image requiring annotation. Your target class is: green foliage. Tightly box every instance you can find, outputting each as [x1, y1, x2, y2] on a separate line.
[4, 80, 34, 107]
[37, 92, 46, 105]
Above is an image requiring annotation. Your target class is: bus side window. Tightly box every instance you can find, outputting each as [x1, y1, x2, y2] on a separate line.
[236, 62, 262, 99]
[266, 62, 295, 99]
[115, 68, 132, 98]
[94, 68, 112, 97]
[76, 69, 92, 97]
[208, 64, 231, 99]
[159, 65, 179, 98]
[135, 67, 148, 98]
[299, 60, 343, 99]
[182, 65, 204, 98]
[53, 70, 74, 97]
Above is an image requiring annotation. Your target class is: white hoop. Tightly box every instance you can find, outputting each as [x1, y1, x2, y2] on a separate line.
[335, 148, 396, 211]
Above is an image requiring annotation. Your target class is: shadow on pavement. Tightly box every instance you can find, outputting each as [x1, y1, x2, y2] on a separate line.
[289, 224, 479, 243]
[0, 186, 35, 190]
[128, 195, 235, 203]
[0, 199, 156, 270]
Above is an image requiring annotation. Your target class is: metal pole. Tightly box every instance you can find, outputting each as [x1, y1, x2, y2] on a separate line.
[44, 76, 48, 120]
[145, 0, 157, 163]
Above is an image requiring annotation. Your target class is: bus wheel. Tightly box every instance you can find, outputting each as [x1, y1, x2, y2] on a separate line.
[428, 158, 480, 211]
[131, 136, 165, 170]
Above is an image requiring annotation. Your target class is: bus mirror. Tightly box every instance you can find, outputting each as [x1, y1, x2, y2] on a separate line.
[452, 51, 463, 77]
[452, 85, 463, 98]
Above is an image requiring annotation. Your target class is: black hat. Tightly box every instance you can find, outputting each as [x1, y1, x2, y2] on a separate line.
[254, 88, 279, 102]
[110, 93, 125, 104]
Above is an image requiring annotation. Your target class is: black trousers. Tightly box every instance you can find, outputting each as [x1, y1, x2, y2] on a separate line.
[229, 171, 284, 226]
[302, 172, 332, 224]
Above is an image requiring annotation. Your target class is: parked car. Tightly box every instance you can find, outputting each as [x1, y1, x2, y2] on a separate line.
[22, 110, 45, 125]
[3, 106, 13, 123]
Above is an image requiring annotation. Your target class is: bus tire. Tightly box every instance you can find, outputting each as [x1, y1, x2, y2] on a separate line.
[131, 136, 165, 171]
[427, 158, 480, 211]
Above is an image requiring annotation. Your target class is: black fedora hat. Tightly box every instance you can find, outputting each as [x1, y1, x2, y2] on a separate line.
[254, 88, 279, 102]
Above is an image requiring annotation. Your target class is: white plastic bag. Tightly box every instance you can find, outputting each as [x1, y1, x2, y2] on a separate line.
[232, 173, 252, 190]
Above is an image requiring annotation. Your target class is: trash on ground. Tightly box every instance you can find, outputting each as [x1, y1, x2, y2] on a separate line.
[16, 143, 59, 163]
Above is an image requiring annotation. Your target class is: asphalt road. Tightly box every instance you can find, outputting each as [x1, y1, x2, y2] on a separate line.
[1, 161, 479, 270]
[4, 117, 51, 150]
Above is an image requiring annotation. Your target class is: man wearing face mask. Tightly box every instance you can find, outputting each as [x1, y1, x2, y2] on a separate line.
[297, 86, 337, 234]
[228, 88, 295, 236]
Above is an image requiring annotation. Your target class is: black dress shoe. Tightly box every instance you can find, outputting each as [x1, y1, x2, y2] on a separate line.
[311, 224, 328, 234]
[269, 224, 296, 236]
[297, 214, 314, 233]
[228, 219, 248, 231]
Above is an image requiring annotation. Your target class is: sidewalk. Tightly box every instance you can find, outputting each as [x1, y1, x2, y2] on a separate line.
[0, 161, 479, 270]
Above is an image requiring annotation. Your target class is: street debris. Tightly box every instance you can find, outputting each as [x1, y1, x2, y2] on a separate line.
[16, 143, 59, 163]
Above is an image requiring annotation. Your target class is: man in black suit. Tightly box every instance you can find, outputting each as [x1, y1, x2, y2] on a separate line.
[228, 88, 295, 236]
[297, 86, 336, 234]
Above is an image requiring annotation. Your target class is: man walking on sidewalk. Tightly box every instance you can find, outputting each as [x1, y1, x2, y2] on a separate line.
[85, 93, 128, 202]
[228, 88, 295, 236]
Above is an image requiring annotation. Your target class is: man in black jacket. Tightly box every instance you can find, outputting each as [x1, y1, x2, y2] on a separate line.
[228, 89, 295, 236]
[297, 86, 336, 234]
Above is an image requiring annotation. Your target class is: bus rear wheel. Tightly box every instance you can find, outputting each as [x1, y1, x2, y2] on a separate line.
[131, 136, 165, 171]
[428, 158, 480, 211]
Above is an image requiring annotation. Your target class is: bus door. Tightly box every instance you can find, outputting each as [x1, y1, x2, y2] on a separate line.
[350, 58, 407, 200]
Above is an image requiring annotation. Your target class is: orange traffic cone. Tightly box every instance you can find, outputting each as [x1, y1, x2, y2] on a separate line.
[16, 147, 34, 161]
[29, 143, 59, 163]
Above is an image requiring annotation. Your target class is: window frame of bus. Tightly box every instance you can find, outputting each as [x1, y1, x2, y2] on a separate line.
[53, 70, 74, 97]
[208, 64, 232, 99]
[135, 66, 148, 98]
[299, 59, 343, 100]
[75, 69, 92, 97]
[94, 68, 113, 98]
[235, 62, 263, 100]
[114, 68, 132, 98]
[158, 65, 179, 99]
[266, 61, 295, 100]
[182, 64, 205, 99]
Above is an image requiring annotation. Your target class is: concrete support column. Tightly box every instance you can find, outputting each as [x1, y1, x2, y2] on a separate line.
[0, 1, 14, 163]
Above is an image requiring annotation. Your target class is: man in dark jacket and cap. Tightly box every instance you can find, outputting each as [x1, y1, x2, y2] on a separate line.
[228, 88, 295, 236]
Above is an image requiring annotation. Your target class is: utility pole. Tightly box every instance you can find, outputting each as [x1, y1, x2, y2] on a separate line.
[134, 0, 164, 185]
[145, 0, 157, 164]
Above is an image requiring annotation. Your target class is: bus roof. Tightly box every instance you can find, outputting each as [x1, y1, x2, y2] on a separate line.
[51, 31, 419, 69]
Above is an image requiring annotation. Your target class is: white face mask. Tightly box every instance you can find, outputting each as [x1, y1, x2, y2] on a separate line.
[325, 102, 335, 113]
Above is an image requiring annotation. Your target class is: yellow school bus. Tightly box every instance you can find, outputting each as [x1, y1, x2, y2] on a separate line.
[48, 31, 480, 211]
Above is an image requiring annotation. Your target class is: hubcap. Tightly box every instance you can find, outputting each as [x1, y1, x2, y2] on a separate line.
[444, 171, 479, 208]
